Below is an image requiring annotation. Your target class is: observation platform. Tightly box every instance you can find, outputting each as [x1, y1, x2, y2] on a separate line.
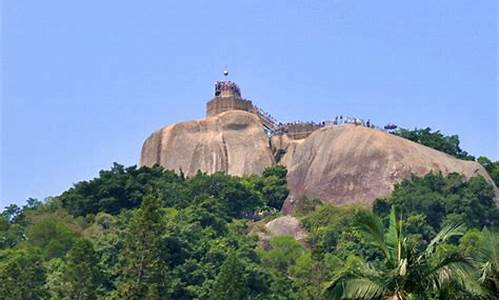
[206, 80, 379, 140]
[206, 81, 279, 133]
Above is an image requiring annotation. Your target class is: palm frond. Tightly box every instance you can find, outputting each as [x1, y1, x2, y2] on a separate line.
[398, 258, 408, 277]
[355, 210, 389, 259]
[424, 223, 466, 258]
[477, 228, 499, 298]
[325, 257, 385, 300]
[342, 278, 385, 299]
[384, 207, 400, 260]
[325, 273, 385, 300]
[425, 253, 484, 297]
[477, 229, 499, 276]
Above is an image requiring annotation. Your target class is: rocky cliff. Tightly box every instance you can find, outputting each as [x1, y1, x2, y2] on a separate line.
[276, 124, 493, 213]
[140, 110, 274, 177]
[140, 110, 495, 212]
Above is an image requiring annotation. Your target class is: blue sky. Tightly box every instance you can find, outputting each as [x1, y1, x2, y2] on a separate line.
[2, 0, 498, 207]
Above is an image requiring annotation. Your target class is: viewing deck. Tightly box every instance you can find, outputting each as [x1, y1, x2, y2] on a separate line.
[207, 80, 388, 140]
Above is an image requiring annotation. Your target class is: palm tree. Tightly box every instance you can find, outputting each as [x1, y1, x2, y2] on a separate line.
[325, 207, 482, 300]
[477, 229, 499, 300]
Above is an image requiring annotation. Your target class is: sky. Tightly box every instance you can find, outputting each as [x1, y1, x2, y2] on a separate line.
[1, 0, 498, 208]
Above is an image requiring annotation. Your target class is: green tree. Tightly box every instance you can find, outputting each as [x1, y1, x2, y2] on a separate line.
[290, 252, 339, 300]
[477, 156, 499, 187]
[459, 228, 483, 257]
[373, 172, 498, 234]
[45, 258, 67, 299]
[401, 214, 434, 252]
[0, 216, 25, 249]
[58, 164, 288, 218]
[62, 239, 103, 300]
[211, 251, 248, 300]
[2, 161, 496, 299]
[325, 208, 481, 300]
[260, 236, 305, 273]
[26, 217, 77, 259]
[1, 204, 23, 223]
[187, 172, 263, 218]
[0, 249, 48, 299]
[60, 163, 186, 216]
[301, 205, 376, 259]
[261, 165, 289, 210]
[476, 229, 499, 299]
[393, 127, 474, 160]
[116, 194, 169, 299]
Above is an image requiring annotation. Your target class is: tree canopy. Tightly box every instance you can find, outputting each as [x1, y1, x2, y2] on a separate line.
[373, 172, 498, 237]
[0, 162, 497, 299]
[393, 127, 475, 160]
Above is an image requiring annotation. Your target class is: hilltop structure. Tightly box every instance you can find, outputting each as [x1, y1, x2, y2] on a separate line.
[206, 80, 327, 140]
[140, 79, 496, 212]
[206, 81, 252, 117]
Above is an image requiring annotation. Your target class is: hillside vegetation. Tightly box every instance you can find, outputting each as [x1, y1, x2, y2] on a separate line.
[1, 128, 498, 299]
[0, 163, 498, 299]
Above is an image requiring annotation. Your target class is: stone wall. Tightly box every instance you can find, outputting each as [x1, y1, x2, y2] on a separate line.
[206, 96, 255, 117]
[284, 123, 323, 140]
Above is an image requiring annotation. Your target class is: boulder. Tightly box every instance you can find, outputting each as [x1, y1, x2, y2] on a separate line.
[278, 124, 494, 213]
[140, 110, 274, 177]
[264, 215, 308, 242]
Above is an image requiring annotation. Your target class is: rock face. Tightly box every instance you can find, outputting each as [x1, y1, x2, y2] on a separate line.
[264, 216, 308, 242]
[278, 124, 493, 213]
[141, 112, 495, 212]
[140, 110, 274, 177]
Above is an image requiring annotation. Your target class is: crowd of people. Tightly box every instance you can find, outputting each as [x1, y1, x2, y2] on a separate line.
[254, 106, 280, 127]
[212, 80, 396, 134]
[212, 81, 392, 135]
[253, 106, 393, 136]
[269, 116, 380, 135]
[214, 81, 241, 97]
[331, 115, 375, 128]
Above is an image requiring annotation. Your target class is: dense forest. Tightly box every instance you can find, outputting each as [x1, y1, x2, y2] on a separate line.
[0, 129, 498, 300]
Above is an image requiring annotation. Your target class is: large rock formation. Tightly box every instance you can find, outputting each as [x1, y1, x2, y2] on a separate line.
[140, 110, 274, 177]
[277, 124, 493, 213]
[141, 111, 495, 212]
